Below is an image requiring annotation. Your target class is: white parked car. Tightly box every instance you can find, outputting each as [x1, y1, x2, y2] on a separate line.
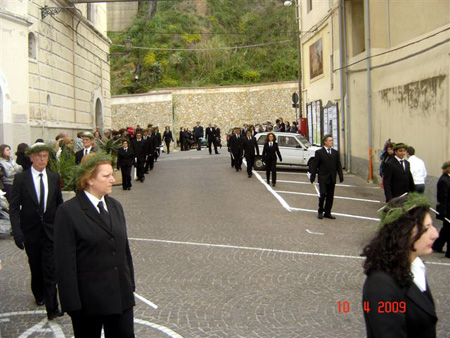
[253, 132, 322, 170]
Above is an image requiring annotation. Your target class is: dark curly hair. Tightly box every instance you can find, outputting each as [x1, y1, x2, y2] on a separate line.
[362, 197, 430, 287]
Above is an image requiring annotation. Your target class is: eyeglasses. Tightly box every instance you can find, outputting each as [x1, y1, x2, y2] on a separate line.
[33, 154, 49, 159]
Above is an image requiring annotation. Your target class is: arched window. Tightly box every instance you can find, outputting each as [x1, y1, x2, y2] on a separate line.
[95, 98, 103, 131]
[28, 32, 37, 59]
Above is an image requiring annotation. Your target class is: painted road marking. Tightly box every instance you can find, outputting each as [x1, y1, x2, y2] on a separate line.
[129, 237, 450, 266]
[252, 169, 291, 212]
[276, 190, 382, 203]
[306, 229, 324, 235]
[134, 292, 158, 309]
[277, 179, 356, 187]
[289, 207, 379, 221]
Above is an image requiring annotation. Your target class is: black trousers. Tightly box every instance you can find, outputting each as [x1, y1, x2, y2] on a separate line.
[245, 156, 255, 176]
[69, 307, 134, 338]
[196, 137, 201, 150]
[24, 237, 58, 313]
[208, 140, 218, 154]
[165, 140, 171, 154]
[265, 159, 277, 184]
[120, 165, 132, 189]
[135, 158, 145, 180]
[433, 219, 450, 256]
[146, 154, 154, 171]
[232, 152, 242, 170]
[318, 180, 336, 215]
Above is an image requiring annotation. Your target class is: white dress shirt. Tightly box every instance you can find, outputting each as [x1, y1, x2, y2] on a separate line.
[411, 257, 427, 292]
[31, 166, 48, 213]
[408, 155, 427, 185]
[83, 146, 93, 156]
[84, 190, 109, 213]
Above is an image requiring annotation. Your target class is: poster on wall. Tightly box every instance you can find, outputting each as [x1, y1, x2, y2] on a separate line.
[312, 100, 322, 146]
[307, 103, 313, 144]
[309, 38, 323, 80]
[323, 101, 339, 151]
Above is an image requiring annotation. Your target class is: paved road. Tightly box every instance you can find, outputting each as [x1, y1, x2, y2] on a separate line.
[1, 149, 449, 337]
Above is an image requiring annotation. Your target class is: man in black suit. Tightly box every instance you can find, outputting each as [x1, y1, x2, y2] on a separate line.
[193, 122, 204, 151]
[214, 124, 222, 149]
[75, 132, 96, 164]
[432, 161, 450, 258]
[309, 134, 344, 219]
[229, 128, 244, 172]
[10, 142, 64, 320]
[131, 131, 146, 182]
[117, 140, 135, 190]
[242, 129, 259, 178]
[383, 142, 415, 202]
[144, 130, 155, 172]
[205, 124, 219, 155]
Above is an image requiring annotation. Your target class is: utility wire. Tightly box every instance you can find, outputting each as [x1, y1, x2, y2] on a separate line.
[111, 39, 294, 51]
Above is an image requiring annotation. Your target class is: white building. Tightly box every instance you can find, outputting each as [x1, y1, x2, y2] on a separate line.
[0, 0, 110, 149]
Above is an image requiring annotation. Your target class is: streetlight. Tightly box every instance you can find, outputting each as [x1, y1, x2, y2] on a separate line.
[284, 0, 302, 123]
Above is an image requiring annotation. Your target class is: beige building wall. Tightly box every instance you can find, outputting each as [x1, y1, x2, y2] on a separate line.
[299, 0, 449, 197]
[111, 82, 298, 143]
[0, 2, 32, 147]
[27, 0, 111, 142]
[107, 2, 138, 32]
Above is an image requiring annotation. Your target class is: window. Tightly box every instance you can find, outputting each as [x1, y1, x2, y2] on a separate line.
[28, 32, 37, 59]
[307, 0, 313, 13]
[257, 136, 266, 146]
[87, 4, 94, 23]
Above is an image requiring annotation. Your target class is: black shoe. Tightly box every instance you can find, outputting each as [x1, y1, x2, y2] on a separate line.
[144, 171, 149, 174]
[215, 152, 219, 154]
[272, 183, 276, 187]
[140, 177, 145, 182]
[318, 214, 324, 219]
[47, 310, 64, 320]
[324, 214, 336, 219]
[127, 187, 131, 190]
[236, 169, 239, 172]
[36, 300, 45, 306]
[267, 181, 270, 185]
[248, 174, 252, 178]
[123, 187, 127, 191]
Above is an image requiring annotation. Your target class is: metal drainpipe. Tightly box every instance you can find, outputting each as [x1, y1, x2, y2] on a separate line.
[343, 0, 351, 172]
[365, 0, 373, 183]
[338, 0, 346, 169]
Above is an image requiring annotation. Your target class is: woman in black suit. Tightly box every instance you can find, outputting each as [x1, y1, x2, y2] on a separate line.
[262, 133, 282, 187]
[362, 193, 439, 338]
[54, 152, 135, 338]
[162, 126, 174, 154]
[117, 139, 135, 191]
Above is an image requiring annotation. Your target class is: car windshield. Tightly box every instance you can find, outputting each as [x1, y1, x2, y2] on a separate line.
[295, 134, 311, 148]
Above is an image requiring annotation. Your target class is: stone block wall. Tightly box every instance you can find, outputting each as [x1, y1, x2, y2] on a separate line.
[111, 82, 299, 143]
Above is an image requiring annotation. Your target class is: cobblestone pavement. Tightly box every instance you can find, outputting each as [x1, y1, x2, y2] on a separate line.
[1, 149, 449, 337]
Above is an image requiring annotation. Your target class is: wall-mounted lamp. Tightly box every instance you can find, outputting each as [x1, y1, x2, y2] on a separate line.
[283, 0, 293, 6]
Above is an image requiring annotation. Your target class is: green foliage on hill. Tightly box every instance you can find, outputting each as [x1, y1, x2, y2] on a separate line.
[108, 0, 298, 95]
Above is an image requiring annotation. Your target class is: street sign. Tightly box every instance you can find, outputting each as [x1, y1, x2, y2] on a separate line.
[292, 92, 299, 104]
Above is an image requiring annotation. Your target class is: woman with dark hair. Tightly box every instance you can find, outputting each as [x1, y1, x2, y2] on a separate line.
[16, 143, 32, 171]
[54, 152, 135, 337]
[379, 141, 395, 178]
[262, 133, 282, 187]
[362, 193, 439, 338]
[162, 126, 174, 154]
[0, 144, 23, 201]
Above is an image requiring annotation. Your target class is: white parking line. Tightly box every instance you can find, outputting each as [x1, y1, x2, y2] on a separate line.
[252, 169, 292, 212]
[128, 237, 450, 266]
[289, 207, 379, 221]
[276, 190, 382, 203]
[277, 179, 356, 187]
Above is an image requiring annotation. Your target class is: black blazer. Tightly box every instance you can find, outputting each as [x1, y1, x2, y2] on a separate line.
[205, 127, 216, 141]
[436, 173, 450, 220]
[117, 147, 135, 169]
[363, 270, 437, 338]
[162, 130, 174, 142]
[193, 125, 203, 139]
[309, 147, 343, 184]
[383, 158, 415, 201]
[262, 142, 282, 162]
[54, 192, 135, 315]
[10, 169, 63, 243]
[75, 148, 96, 165]
[242, 136, 260, 158]
[131, 139, 146, 160]
[229, 134, 243, 156]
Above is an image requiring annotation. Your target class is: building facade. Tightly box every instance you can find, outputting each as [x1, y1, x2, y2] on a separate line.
[298, 0, 449, 190]
[0, 0, 110, 150]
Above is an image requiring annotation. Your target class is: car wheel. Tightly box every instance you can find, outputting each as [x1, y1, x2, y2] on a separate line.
[254, 157, 266, 170]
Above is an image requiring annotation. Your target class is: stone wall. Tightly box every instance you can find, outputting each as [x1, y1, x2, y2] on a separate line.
[112, 82, 298, 142]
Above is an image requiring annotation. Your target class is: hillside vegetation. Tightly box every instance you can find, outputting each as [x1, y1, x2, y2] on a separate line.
[108, 0, 298, 95]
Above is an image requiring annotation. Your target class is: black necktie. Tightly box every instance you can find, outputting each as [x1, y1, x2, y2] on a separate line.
[328, 149, 331, 155]
[400, 160, 404, 170]
[39, 173, 45, 215]
[98, 201, 111, 230]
